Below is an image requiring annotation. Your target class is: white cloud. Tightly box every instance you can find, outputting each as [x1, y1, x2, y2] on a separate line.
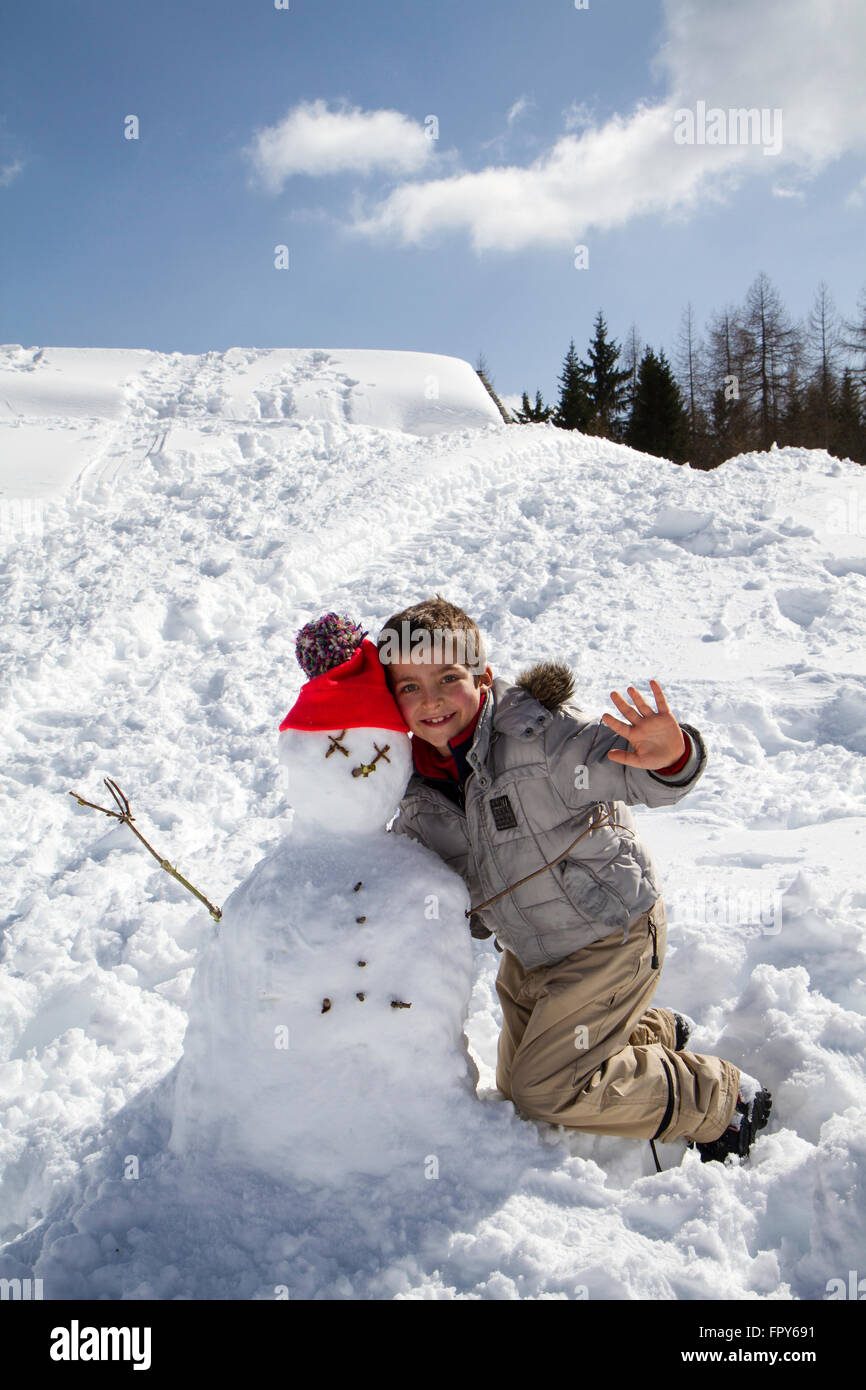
[244, 98, 436, 191]
[506, 97, 532, 127]
[346, 0, 866, 251]
[844, 174, 866, 208]
[478, 97, 536, 157]
[561, 101, 595, 134]
[351, 102, 746, 252]
[0, 159, 24, 188]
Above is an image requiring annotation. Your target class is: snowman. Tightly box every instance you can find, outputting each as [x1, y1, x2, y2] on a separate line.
[168, 614, 477, 1187]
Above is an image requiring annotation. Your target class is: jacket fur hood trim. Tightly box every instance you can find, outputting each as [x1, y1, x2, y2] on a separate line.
[512, 660, 576, 712]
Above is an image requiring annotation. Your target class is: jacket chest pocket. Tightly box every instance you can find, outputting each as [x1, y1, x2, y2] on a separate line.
[559, 857, 628, 930]
[477, 787, 528, 845]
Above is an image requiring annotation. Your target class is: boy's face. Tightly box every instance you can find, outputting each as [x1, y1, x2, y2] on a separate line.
[388, 660, 493, 752]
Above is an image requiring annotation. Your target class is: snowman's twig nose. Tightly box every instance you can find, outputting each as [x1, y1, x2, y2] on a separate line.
[352, 742, 392, 778]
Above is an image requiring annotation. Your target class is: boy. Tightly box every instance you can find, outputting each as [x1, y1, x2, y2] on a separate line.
[377, 596, 772, 1163]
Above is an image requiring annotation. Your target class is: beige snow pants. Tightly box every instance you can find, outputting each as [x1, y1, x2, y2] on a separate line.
[495, 897, 740, 1143]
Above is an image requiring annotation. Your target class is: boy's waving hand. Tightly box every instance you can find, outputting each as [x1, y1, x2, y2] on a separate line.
[601, 680, 686, 769]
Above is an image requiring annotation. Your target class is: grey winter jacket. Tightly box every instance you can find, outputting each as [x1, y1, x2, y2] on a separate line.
[389, 663, 707, 970]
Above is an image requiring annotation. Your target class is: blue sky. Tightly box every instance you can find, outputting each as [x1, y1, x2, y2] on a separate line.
[2, 0, 864, 405]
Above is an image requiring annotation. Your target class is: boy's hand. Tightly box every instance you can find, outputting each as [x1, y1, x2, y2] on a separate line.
[601, 680, 686, 769]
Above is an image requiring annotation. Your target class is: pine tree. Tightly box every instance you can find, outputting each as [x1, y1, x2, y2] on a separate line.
[781, 364, 811, 450]
[842, 285, 866, 391]
[777, 330, 808, 450]
[621, 324, 643, 420]
[580, 311, 631, 439]
[832, 369, 865, 464]
[552, 339, 593, 431]
[703, 305, 752, 466]
[742, 272, 799, 451]
[804, 282, 841, 451]
[675, 301, 711, 465]
[625, 347, 689, 463]
[514, 389, 554, 423]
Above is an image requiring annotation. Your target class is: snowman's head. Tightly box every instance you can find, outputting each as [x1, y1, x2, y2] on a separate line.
[279, 619, 413, 836]
[278, 724, 412, 836]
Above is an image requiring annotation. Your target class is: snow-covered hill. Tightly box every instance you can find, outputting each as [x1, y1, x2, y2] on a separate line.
[1, 344, 865, 1300]
[0, 345, 502, 505]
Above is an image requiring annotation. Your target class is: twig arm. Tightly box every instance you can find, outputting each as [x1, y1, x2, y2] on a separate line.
[68, 781, 222, 921]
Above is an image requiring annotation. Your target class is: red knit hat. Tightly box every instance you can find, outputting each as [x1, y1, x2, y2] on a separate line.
[279, 614, 410, 735]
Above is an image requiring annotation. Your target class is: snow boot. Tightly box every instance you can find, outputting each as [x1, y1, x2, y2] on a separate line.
[695, 1086, 773, 1163]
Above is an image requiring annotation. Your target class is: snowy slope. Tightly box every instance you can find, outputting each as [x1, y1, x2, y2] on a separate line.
[0, 344, 865, 1300]
[0, 344, 502, 503]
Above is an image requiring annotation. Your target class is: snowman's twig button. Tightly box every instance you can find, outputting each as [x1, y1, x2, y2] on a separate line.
[390, 999, 411, 1009]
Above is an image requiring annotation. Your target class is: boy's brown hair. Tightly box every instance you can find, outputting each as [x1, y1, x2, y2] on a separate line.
[376, 595, 489, 690]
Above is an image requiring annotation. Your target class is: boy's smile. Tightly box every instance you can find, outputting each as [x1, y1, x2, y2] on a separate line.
[387, 660, 493, 753]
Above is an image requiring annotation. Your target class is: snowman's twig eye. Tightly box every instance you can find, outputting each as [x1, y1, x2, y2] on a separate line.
[325, 730, 350, 758]
[352, 742, 392, 778]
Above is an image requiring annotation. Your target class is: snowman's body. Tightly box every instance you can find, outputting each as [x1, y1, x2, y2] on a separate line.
[169, 723, 477, 1186]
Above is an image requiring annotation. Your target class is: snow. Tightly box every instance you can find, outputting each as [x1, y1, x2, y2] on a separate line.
[1, 343, 865, 1301]
[0, 344, 501, 503]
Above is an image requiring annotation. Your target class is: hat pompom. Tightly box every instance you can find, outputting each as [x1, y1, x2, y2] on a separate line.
[295, 613, 368, 680]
